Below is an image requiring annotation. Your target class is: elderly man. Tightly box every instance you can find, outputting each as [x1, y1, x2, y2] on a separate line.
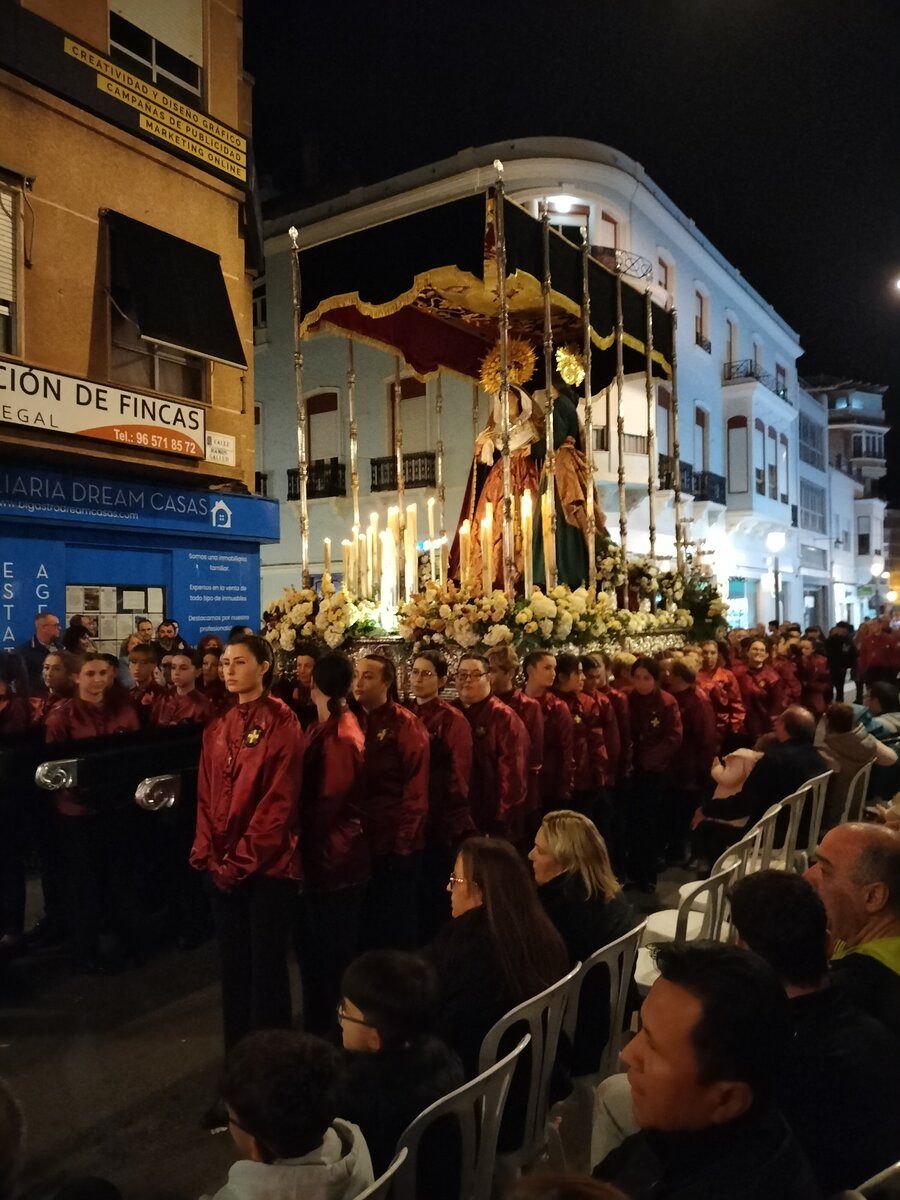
[806, 823, 900, 1039]
[18, 611, 61, 689]
[593, 941, 820, 1199]
[691, 705, 828, 869]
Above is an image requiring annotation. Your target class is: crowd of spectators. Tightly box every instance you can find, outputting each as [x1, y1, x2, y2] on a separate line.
[1, 610, 899, 1198]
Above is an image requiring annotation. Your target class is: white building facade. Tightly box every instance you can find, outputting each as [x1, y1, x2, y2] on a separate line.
[254, 139, 883, 630]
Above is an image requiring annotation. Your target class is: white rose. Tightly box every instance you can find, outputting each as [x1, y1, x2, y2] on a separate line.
[279, 628, 297, 651]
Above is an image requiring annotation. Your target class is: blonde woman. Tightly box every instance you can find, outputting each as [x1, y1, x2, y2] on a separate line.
[529, 810, 637, 1073]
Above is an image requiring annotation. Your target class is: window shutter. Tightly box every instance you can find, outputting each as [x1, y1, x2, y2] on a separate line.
[111, 0, 203, 64]
[0, 188, 16, 304]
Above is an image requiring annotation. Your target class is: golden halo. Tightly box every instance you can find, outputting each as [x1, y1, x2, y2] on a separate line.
[556, 346, 586, 388]
[479, 337, 536, 395]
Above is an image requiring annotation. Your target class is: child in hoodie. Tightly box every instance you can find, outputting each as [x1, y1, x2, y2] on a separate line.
[204, 1030, 373, 1200]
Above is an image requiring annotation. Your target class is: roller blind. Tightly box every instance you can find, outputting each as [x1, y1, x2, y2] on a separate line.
[0, 186, 15, 304]
[111, 0, 203, 64]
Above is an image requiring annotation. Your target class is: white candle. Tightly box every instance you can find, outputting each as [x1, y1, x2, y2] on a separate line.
[341, 539, 352, 593]
[521, 490, 533, 597]
[352, 525, 360, 598]
[427, 496, 436, 581]
[541, 492, 556, 587]
[369, 512, 379, 587]
[482, 500, 493, 596]
[459, 520, 471, 591]
[379, 529, 398, 631]
[366, 526, 375, 599]
[440, 536, 449, 588]
[323, 537, 332, 576]
[358, 531, 368, 600]
[404, 503, 417, 596]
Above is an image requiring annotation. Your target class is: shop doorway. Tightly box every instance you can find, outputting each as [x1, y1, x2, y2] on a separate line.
[65, 584, 165, 657]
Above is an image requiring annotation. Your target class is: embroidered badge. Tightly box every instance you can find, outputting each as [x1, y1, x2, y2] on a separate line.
[650, 716, 660, 728]
[573, 714, 583, 725]
[243, 726, 263, 747]
[475, 725, 487, 738]
[377, 728, 389, 742]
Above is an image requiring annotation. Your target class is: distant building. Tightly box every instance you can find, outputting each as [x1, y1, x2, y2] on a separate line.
[255, 138, 886, 630]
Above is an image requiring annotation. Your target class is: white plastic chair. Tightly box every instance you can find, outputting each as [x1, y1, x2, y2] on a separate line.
[853, 1158, 900, 1197]
[797, 770, 833, 869]
[635, 864, 737, 993]
[562, 921, 646, 1083]
[767, 785, 811, 871]
[840, 760, 875, 825]
[354, 1147, 408, 1200]
[477, 963, 580, 1174]
[393, 1035, 530, 1200]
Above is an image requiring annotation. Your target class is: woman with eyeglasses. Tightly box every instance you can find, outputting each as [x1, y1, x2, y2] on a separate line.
[294, 651, 369, 1035]
[408, 650, 474, 941]
[424, 836, 568, 1079]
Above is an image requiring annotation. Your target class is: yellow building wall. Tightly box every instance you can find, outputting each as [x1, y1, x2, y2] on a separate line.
[1, 0, 255, 490]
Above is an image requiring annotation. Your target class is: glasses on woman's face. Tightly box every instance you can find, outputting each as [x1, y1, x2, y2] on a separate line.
[336, 1004, 373, 1027]
[447, 874, 467, 889]
[456, 671, 486, 682]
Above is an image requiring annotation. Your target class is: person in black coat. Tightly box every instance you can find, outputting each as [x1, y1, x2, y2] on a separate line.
[530, 810, 637, 1074]
[692, 705, 829, 867]
[730, 870, 900, 1196]
[337, 950, 463, 1181]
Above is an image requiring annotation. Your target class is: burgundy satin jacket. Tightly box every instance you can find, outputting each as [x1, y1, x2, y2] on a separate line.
[45, 694, 142, 816]
[191, 695, 305, 890]
[628, 687, 683, 774]
[301, 711, 369, 891]
[554, 689, 609, 791]
[495, 688, 544, 816]
[360, 700, 430, 858]
[797, 653, 833, 717]
[597, 684, 632, 781]
[733, 663, 786, 738]
[531, 689, 575, 804]
[130, 680, 167, 725]
[30, 690, 71, 728]
[410, 697, 475, 848]
[670, 685, 719, 793]
[150, 688, 212, 726]
[773, 655, 802, 705]
[697, 666, 746, 741]
[0, 695, 31, 734]
[199, 679, 233, 719]
[455, 694, 528, 839]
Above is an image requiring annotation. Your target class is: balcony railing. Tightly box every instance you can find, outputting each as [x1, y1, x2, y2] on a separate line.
[791, 504, 799, 528]
[658, 454, 693, 495]
[254, 471, 269, 497]
[695, 332, 711, 353]
[724, 359, 790, 401]
[692, 470, 726, 504]
[370, 451, 436, 493]
[287, 459, 347, 501]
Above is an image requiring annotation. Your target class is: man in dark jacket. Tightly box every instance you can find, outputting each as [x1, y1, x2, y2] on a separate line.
[730, 870, 900, 1195]
[594, 941, 821, 1199]
[692, 705, 828, 867]
[18, 611, 61, 690]
[825, 621, 858, 702]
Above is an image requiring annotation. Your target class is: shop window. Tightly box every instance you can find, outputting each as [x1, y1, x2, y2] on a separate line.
[66, 583, 165, 658]
[109, 5, 202, 106]
[0, 184, 17, 355]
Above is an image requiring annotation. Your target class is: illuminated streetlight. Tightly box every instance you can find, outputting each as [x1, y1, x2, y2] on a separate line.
[888, 590, 898, 603]
[766, 530, 786, 623]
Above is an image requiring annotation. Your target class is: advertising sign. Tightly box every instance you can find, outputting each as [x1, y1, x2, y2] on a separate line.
[0, 464, 280, 542]
[0, 360, 206, 457]
[171, 548, 260, 640]
[0, 538, 65, 648]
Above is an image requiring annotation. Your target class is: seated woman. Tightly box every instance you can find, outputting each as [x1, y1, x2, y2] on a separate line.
[819, 702, 898, 827]
[424, 836, 569, 1077]
[529, 811, 636, 1075]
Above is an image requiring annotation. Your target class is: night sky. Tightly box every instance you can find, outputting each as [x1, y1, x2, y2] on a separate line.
[245, 0, 900, 491]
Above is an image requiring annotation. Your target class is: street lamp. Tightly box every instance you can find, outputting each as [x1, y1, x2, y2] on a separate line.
[871, 559, 886, 614]
[767, 530, 786, 625]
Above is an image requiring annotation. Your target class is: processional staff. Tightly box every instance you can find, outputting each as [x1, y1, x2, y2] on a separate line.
[435, 374, 447, 584]
[670, 306, 686, 573]
[288, 225, 311, 586]
[393, 356, 407, 600]
[644, 287, 657, 570]
[347, 339, 360, 529]
[493, 160, 515, 598]
[614, 261, 628, 561]
[539, 199, 558, 590]
[581, 224, 596, 592]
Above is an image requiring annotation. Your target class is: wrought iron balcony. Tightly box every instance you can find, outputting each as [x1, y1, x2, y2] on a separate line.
[695, 332, 711, 353]
[724, 359, 790, 401]
[791, 504, 799, 528]
[287, 459, 347, 501]
[370, 451, 437, 493]
[591, 247, 653, 279]
[254, 471, 269, 497]
[692, 470, 726, 504]
[658, 454, 693, 495]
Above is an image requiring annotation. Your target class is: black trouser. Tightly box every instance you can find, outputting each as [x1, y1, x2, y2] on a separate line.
[609, 781, 629, 879]
[665, 788, 701, 862]
[28, 794, 67, 931]
[295, 884, 364, 1035]
[0, 791, 26, 937]
[59, 808, 145, 964]
[209, 873, 295, 1053]
[361, 851, 422, 951]
[159, 788, 213, 944]
[690, 819, 743, 872]
[419, 844, 453, 943]
[627, 770, 667, 888]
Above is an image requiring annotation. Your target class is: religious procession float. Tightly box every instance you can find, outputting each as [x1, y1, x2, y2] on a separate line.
[264, 162, 728, 673]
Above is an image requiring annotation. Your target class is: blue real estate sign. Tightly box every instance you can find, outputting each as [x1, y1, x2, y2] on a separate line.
[0, 539, 65, 648]
[171, 548, 260, 642]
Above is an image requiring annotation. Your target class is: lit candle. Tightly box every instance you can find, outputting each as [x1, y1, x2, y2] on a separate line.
[427, 496, 436, 581]
[379, 529, 398, 630]
[481, 500, 493, 596]
[352, 524, 360, 598]
[521, 490, 533, 596]
[541, 492, 556, 587]
[366, 524, 375, 600]
[341, 539, 352, 593]
[323, 537, 332, 576]
[369, 512, 379, 586]
[358, 531, 368, 600]
[405, 503, 418, 597]
[440, 536, 449, 588]
[459, 520, 471, 591]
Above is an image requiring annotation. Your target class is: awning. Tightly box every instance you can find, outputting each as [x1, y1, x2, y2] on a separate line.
[298, 194, 672, 390]
[107, 211, 247, 370]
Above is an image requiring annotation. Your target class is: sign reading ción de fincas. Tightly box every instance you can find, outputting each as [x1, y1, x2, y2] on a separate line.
[0, 360, 206, 458]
